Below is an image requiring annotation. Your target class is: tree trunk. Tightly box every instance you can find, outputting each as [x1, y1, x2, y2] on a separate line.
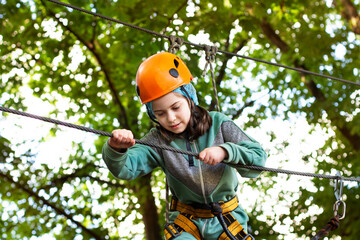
[134, 173, 162, 240]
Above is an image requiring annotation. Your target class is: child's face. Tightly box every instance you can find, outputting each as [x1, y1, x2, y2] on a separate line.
[152, 92, 191, 134]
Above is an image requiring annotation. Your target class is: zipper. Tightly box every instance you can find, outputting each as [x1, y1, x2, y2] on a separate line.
[185, 140, 194, 167]
[192, 141, 208, 237]
[192, 141, 207, 205]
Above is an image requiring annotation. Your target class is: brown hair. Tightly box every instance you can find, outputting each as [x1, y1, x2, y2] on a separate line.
[157, 100, 212, 142]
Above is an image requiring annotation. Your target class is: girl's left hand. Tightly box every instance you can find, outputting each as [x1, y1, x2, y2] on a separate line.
[198, 147, 229, 165]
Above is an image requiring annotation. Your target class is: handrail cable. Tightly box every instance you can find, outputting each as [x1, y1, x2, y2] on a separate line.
[1, 106, 359, 183]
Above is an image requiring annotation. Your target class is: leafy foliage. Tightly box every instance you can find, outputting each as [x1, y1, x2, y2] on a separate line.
[1, 0, 359, 239]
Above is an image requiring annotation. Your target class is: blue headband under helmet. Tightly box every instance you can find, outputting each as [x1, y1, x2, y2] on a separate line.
[145, 83, 198, 120]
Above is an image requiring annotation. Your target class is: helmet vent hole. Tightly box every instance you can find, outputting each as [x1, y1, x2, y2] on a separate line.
[169, 68, 179, 78]
[174, 59, 179, 68]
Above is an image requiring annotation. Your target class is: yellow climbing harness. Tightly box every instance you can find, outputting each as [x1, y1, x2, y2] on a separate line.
[164, 196, 254, 240]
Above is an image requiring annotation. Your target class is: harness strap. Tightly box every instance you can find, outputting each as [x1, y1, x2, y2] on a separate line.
[165, 196, 254, 240]
[165, 211, 253, 240]
[217, 212, 254, 240]
[170, 196, 239, 218]
[175, 214, 202, 240]
[164, 214, 202, 240]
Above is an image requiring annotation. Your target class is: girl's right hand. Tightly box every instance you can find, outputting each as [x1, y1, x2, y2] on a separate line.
[108, 129, 135, 151]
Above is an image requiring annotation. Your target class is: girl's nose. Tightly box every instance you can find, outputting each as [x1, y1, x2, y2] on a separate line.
[167, 112, 176, 122]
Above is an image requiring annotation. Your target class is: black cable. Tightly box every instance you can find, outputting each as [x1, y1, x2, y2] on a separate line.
[46, 0, 169, 40]
[1, 106, 360, 183]
[45, 0, 360, 87]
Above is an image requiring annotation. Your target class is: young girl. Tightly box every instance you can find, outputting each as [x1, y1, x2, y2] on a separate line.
[102, 52, 267, 240]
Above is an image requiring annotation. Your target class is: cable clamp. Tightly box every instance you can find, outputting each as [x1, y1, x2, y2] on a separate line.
[204, 44, 217, 62]
[202, 44, 221, 111]
[168, 35, 183, 54]
[202, 44, 218, 76]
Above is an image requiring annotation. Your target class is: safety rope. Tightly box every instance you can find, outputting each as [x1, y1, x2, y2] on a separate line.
[310, 172, 345, 239]
[310, 216, 340, 240]
[203, 45, 221, 112]
[1, 106, 360, 183]
[45, 0, 360, 87]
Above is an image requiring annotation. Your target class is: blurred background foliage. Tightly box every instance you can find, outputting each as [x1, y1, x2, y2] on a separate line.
[0, 0, 359, 239]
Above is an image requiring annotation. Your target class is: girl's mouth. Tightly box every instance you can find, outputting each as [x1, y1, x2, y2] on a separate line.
[171, 123, 180, 129]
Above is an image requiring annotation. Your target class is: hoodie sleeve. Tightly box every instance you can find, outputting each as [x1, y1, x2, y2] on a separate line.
[102, 131, 162, 181]
[218, 121, 267, 178]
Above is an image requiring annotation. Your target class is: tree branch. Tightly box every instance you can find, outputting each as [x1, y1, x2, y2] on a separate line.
[161, 0, 189, 35]
[259, 18, 289, 53]
[40, 163, 93, 191]
[0, 171, 105, 240]
[80, 174, 127, 188]
[210, 34, 249, 112]
[232, 100, 255, 120]
[258, 17, 360, 150]
[217, 36, 249, 86]
[41, 0, 130, 129]
[40, 163, 126, 191]
[336, 0, 360, 34]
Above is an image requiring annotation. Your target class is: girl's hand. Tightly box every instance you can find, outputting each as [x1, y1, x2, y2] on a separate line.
[108, 129, 135, 151]
[198, 147, 229, 165]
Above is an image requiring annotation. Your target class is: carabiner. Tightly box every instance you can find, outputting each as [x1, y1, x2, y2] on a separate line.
[333, 200, 346, 220]
[333, 171, 346, 220]
[334, 171, 343, 202]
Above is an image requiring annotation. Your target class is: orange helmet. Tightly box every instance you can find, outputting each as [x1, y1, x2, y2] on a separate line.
[136, 52, 193, 104]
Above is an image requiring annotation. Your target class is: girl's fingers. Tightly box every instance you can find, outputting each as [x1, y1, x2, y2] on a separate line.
[109, 129, 135, 149]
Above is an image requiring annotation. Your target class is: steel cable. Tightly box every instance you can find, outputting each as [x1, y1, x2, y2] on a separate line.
[45, 0, 360, 87]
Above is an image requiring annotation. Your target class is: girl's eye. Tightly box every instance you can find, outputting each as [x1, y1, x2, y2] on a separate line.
[173, 105, 180, 110]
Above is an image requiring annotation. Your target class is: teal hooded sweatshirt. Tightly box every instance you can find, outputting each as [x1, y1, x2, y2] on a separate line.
[102, 111, 267, 238]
